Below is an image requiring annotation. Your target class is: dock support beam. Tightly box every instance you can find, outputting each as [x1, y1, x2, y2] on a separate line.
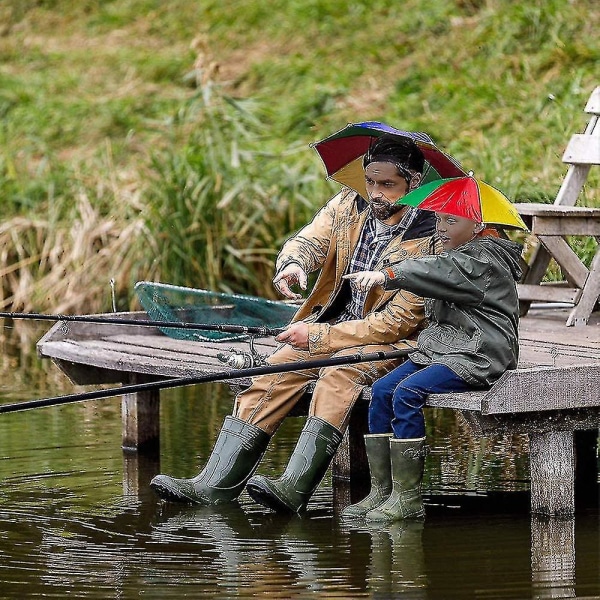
[529, 430, 575, 516]
[121, 375, 160, 451]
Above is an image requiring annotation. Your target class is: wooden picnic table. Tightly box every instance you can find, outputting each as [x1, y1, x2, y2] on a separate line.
[515, 85, 600, 326]
[37, 307, 600, 517]
[516, 203, 600, 326]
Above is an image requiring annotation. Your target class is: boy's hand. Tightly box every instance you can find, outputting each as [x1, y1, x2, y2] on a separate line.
[343, 271, 385, 291]
[273, 263, 307, 300]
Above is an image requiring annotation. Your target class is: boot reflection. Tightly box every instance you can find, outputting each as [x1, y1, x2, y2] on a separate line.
[152, 504, 318, 597]
[364, 520, 427, 599]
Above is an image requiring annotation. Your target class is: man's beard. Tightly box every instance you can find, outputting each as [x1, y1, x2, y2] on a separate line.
[370, 200, 403, 221]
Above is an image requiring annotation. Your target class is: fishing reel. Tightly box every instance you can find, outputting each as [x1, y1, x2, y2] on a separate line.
[216, 336, 269, 369]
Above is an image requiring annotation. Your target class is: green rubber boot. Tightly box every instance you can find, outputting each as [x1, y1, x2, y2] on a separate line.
[150, 415, 270, 505]
[246, 416, 343, 513]
[341, 433, 393, 519]
[365, 437, 426, 523]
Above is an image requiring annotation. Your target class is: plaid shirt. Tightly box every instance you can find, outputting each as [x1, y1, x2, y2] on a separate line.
[336, 206, 419, 322]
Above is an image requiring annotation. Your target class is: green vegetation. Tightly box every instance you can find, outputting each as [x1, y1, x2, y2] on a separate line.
[0, 0, 598, 312]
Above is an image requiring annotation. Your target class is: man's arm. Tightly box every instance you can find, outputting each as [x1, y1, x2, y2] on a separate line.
[274, 190, 347, 277]
[272, 262, 308, 300]
[305, 286, 426, 354]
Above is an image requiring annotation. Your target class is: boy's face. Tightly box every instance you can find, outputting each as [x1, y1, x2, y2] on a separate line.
[435, 212, 483, 250]
[364, 161, 410, 224]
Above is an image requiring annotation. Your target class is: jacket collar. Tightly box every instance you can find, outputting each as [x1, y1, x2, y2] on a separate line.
[353, 192, 436, 241]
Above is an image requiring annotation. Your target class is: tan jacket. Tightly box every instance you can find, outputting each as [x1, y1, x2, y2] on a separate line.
[275, 188, 437, 355]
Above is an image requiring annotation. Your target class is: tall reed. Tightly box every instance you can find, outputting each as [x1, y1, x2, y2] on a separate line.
[143, 84, 330, 299]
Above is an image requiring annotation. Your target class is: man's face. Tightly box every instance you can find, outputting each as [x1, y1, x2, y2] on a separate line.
[435, 212, 483, 250]
[364, 161, 410, 224]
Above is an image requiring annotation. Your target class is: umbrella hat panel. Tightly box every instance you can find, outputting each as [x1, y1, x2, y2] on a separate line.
[399, 178, 483, 221]
[396, 177, 529, 230]
[312, 122, 466, 199]
[478, 181, 527, 228]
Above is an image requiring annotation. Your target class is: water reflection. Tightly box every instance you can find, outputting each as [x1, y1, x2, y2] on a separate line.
[0, 323, 599, 598]
[530, 516, 576, 599]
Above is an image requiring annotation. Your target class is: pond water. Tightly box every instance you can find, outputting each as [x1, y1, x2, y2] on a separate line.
[0, 322, 599, 599]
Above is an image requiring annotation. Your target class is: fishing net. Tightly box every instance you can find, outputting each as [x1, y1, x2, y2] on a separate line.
[134, 281, 297, 342]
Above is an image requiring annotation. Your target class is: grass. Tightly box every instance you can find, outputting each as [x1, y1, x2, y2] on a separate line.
[0, 0, 598, 312]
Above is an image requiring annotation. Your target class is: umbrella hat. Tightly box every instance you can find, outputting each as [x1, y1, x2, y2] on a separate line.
[396, 176, 529, 230]
[311, 121, 466, 199]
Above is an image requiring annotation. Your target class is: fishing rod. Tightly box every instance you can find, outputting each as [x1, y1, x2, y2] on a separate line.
[0, 348, 411, 415]
[0, 311, 285, 338]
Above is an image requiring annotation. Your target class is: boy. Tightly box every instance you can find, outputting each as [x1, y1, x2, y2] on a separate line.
[341, 212, 522, 522]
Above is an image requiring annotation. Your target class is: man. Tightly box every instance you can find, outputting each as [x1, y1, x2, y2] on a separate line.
[150, 133, 438, 513]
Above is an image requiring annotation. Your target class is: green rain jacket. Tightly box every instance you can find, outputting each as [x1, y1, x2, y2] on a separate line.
[382, 235, 523, 387]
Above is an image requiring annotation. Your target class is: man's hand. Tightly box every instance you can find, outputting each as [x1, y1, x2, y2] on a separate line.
[273, 263, 307, 300]
[275, 321, 309, 350]
[343, 270, 385, 291]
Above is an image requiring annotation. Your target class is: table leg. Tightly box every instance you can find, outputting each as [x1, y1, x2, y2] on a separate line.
[566, 246, 600, 326]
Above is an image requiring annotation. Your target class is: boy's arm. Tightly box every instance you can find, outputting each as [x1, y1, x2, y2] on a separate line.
[384, 252, 487, 306]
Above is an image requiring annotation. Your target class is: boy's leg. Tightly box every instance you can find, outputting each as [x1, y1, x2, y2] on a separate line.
[391, 364, 472, 439]
[368, 360, 422, 434]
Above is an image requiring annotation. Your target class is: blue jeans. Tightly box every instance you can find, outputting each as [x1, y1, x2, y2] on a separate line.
[369, 359, 472, 439]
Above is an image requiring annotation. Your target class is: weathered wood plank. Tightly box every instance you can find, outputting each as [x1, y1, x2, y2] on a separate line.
[515, 204, 600, 218]
[427, 362, 600, 416]
[584, 87, 600, 114]
[482, 364, 600, 414]
[554, 165, 592, 207]
[518, 309, 600, 348]
[36, 311, 159, 343]
[517, 284, 580, 303]
[532, 216, 600, 236]
[562, 134, 600, 165]
[40, 338, 271, 385]
[536, 236, 589, 287]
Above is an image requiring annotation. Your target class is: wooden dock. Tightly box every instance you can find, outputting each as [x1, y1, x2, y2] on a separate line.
[37, 307, 600, 516]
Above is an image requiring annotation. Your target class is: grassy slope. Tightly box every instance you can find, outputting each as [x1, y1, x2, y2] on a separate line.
[0, 0, 598, 310]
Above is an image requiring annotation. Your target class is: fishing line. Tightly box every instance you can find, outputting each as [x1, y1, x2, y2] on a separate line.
[0, 311, 285, 337]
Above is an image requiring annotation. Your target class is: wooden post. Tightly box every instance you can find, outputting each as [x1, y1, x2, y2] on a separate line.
[121, 374, 160, 451]
[529, 430, 575, 516]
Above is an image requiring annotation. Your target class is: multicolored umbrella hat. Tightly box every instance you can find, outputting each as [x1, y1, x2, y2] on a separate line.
[311, 121, 466, 199]
[396, 176, 529, 230]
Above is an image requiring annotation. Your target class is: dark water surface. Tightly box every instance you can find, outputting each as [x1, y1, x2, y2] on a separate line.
[0, 323, 599, 599]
